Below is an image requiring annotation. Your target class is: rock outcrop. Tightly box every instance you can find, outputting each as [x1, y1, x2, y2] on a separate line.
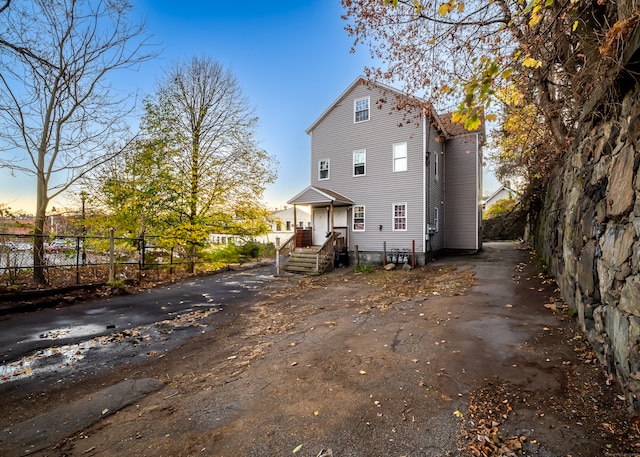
[534, 83, 640, 414]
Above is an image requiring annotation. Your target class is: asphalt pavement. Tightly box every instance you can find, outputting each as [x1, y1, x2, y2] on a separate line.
[0, 262, 279, 455]
[0, 263, 276, 366]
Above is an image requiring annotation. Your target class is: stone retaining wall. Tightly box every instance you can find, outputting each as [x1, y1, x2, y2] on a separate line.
[482, 205, 525, 241]
[534, 83, 640, 414]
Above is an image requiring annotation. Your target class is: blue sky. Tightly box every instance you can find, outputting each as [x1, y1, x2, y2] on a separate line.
[0, 1, 498, 214]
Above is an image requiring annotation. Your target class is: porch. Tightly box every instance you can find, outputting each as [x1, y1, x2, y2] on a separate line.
[276, 186, 353, 275]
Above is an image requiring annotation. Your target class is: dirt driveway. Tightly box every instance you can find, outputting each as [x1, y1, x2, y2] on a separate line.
[1, 242, 638, 456]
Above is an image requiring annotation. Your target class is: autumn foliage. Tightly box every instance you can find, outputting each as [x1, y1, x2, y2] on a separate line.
[342, 0, 640, 202]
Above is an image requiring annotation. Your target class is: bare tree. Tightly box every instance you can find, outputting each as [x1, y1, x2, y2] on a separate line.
[0, 0, 156, 284]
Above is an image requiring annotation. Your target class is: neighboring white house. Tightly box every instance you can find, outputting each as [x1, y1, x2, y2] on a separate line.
[287, 76, 484, 266]
[209, 206, 311, 246]
[258, 206, 311, 245]
[483, 185, 517, 213]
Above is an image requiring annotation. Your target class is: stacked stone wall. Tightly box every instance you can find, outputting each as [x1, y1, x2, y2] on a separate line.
[535, 84, 640, 414]
[482, 205, 525, 241]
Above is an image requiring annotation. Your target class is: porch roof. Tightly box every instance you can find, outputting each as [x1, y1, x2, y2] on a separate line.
[287, 186, 353, 207]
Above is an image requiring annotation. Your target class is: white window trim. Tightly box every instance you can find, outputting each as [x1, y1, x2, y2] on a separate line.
[393, 142, 407, 173]
[319, 159, 330, 180]
[434, 150, 439, 180]
[353, 205, 365, 231]
[392, 202, 408, 231]
[353, 149, 366, 177]
[434, 207, 439, 233]
[354, 96, 370, 123]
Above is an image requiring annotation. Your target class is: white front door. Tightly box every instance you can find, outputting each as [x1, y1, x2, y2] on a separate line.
[312, 208, 329, 246]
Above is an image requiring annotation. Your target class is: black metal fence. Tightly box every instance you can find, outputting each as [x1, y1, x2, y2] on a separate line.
[0, 232, 195, 288]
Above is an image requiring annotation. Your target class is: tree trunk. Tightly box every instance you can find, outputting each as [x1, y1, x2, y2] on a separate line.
[33, 172, 49, 285]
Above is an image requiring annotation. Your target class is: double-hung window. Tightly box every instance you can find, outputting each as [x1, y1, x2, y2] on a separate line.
[319, 159, 330, 180]
[353, 149, 366, 176]
[354, 96, 370, 123]
[393, 203, 407, 231]
[393, 142, 407, 172]
[353, 205, 365, 231]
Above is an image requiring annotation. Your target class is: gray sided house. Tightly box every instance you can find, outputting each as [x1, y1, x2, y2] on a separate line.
[285, 77, 483, 273]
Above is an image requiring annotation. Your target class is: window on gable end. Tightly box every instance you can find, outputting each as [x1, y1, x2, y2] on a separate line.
[353, 149, 366, 176]
[393, 142, 407, 172]
[353, 205, 365, 231]
[319, 159, 330, 180]
[393, 203, 407, 231]
[354, 96, 370, 123]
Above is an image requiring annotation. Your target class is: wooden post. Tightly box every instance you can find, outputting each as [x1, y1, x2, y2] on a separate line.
[329, 202, 334, 234]
[108, 228, 115, 283]
[293, 205, 297, 232]
[354, 244, 359, 267]
[412, 240, 416, 268]
[383, 241, 386, 266]
[275, 237, 281, 276]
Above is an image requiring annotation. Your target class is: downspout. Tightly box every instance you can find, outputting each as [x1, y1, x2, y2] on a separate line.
[441, 141, 446, 251]
[475, 132, 480, 251]
[422, 110, 427, 258]
[424, 110, 434, 258]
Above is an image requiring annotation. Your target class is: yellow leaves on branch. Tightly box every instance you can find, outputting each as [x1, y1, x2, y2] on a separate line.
[437, 0, 464, 17]
[451, 111, 483, 131]
[525, 0, 554, 27]
[451, 112, 464, 124]
[437, 3, 451, 16]
[522, 56, 542, 68]
[465, 114, 482, 131]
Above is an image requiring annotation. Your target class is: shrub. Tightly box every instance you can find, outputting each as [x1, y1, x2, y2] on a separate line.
[202, 243, 241, 265]
[484, 198, 516, 219]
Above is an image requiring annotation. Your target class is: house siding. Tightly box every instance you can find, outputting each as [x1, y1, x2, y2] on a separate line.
[426, 135, 445, 253]
[310, 82, 429, 255]
[443, 133, 481, 251]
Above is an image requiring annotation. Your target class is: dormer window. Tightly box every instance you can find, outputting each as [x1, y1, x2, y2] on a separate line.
[354, 96, 370, 123]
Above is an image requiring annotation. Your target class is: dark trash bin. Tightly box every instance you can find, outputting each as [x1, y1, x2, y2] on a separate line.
[334, 248, 349, 267]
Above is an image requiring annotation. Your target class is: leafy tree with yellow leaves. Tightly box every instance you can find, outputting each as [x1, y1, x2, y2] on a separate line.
[343, 0, 640, 170]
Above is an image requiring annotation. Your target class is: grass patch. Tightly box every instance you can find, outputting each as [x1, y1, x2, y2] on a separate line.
[354, 264, 373, 274]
